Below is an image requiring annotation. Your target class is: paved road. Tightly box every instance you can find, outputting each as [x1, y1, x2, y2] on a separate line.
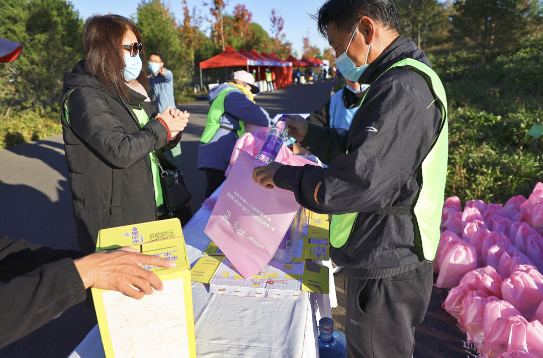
[0, 79, 339, 357]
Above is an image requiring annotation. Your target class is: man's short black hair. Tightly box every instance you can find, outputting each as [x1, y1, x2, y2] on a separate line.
[315, 0, 401, 37]
[149, 51, 163, 62]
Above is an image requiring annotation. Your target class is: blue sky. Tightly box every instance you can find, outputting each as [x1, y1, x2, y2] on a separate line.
[69, 0, 331, 57]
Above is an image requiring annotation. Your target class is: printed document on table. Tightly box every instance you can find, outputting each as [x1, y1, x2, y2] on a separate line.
[92, 219, 196, 358]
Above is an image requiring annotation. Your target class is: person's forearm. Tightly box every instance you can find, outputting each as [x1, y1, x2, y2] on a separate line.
[0, 236, 85, 282]
[0, 259, 86, 349]
[299, 123, 347, 165]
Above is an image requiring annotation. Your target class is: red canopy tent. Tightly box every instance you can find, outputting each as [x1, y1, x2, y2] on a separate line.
[311, 57, 325, 66]
[284, 55, 305, 67]
[239, 48, 269, 83]
[301, 56, 318, 67]
[198, 45, 263, 89]
[261, 52, 291, 88]
[269, 53, 293, 87]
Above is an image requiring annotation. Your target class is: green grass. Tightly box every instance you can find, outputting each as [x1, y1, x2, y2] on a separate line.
[427, 35, 543, 204]
[0, 108, 62, 150]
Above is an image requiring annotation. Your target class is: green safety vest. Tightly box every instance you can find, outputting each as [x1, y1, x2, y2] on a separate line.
[266, 71, 272, 81]
[329, 58, 449, 262]
[200, 87, 246, 144]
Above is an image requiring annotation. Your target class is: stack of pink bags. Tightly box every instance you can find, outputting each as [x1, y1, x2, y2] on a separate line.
[437, 183, 543, 357]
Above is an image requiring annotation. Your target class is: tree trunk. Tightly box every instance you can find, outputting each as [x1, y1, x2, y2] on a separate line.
[220, 12, 225, 51]
[417, 23, 421, 49]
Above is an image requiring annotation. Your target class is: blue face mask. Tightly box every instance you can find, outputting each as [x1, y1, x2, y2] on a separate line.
[149, 62, 161, 73]
[334, 27, 371, 83]
[122, 52, 142, 82]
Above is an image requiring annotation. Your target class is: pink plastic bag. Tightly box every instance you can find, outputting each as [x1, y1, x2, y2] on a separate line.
[525, 320, 543, 357]
[444, 196, 463, 212]
[505, 195, 528, 216]
[442, 211, 463, 235]
[482, 234, 511, 266]
[530, 201, 543, 235]
[484, 300, 522, 348]
[436, 241, 478, 288]
[512, 212, 531, 224]
[498, 249, 535, 279]
[484, 315, 530, 358]
[434, 231, 462, 273]
[442, 207, 459, 230]
[493, 218, 514, 237]
[531, 300, 543, 322]
[512, 222, 541, 251]
[466, 200, 488, 214]
[513, 233, 543, 272]
[502, 270, 543, 319]
[486, 242, 518, 270]
[484, 204, 510, 221]
[464, 295, 500, 349]
[496, 351, 540, 358]
[520, 183, 543, 215]
[205, 151, 306, 278]
[471, 228, 492, 266]
[463, 220, 488, 243]
[510, 264, 539, 276]
[460, 266, 503, 298]
[463, 207, 485, 228]
[443, 284, 488, 324]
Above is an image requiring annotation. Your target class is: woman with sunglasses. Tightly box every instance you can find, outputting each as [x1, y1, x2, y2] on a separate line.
[60, 15, 190, 253]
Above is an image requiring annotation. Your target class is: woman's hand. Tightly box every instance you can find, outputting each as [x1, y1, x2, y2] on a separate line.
[158, 106, 190, 138]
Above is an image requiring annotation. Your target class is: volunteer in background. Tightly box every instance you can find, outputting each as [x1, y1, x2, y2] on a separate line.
[148, 51, 183, 169]
[265, 67, 275, 91]
[0, 37, 176, 350]
[253, 0, 448, 356]
[198, 70, 271, 198]
[61, 15, 189, 253]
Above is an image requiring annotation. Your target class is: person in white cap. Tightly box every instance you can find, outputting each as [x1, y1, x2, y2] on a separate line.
[198, 70, 272, 198]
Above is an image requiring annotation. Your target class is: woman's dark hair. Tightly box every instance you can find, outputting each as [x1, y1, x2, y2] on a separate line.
[315, 0, 401, 37]
[83, 15, 148, 100]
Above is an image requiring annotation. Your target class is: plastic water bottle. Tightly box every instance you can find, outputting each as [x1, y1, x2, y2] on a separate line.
[273, 227, 293, 263]
[254, 115, 289, 167]
[318, 317, 347, 358]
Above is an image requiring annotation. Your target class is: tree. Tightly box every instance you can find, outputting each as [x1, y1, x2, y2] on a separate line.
[231, 4, 253, 42]
[322, 48, 336, 62]
[269, 8, 284, 39]
[205, 0, 228, 50]
[396, 0, 450, 48]
[302, 37, 321, 58]
[451, 0, 531, 62]
[0, 0, 84, 110]
[135, 0, 191, 82]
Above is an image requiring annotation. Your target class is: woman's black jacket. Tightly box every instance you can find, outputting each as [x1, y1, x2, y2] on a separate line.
[60, 60, 177, 253]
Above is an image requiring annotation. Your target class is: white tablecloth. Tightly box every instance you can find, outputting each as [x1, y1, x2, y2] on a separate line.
[68, 185, 334, 358]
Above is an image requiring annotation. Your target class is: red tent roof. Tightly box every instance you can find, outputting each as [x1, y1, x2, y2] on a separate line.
[284, 55, 305, 67]
[251, 50, 282, 66]
[261, 52, 289, 67]
[300, 56, 317, 67]
[268, 53, 292, 67]
[249, 49, 274, 65]
[312, 58, 324, 66]
[199, 45, 258, 69]
[238, 48, 269, 66]
[307, 57, 322, 67]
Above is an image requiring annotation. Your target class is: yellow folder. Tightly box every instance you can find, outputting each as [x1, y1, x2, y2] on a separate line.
[91, 218, 196, 358]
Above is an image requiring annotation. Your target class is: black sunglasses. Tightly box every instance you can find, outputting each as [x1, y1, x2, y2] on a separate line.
[123, 42, 143, 57]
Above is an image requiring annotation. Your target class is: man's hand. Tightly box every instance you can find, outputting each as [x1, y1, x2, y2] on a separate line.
[74, 248, 177, 299]
[252, 162, 283, 189]
[286, 115, 308, 142]
[158, 107, 190, 138]
[159, 67, 166, 75]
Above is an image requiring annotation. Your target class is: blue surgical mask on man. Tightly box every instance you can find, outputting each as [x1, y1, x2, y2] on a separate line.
[149, 62, 161, 74]
[122, 52, 142, 82]
[345, 83, 370, 93]
[334, 26, 371, 83]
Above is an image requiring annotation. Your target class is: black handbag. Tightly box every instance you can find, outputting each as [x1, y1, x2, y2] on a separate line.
[152, 151, 191, 211]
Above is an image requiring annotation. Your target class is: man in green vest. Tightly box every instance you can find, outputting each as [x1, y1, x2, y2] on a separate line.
[253, 0, 448, 356]
[265, 68, 275, 92]
[198, 70, 271, 198]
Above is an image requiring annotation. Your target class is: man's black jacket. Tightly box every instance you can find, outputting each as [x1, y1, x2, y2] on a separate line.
[307, 86, 363, 128]
[61, 60, 178, 253]
[274, 36, 442, 278]
[0, 236, 86, 348]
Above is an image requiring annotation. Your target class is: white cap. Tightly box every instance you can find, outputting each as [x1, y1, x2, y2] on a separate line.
[232, 70, 260, 94]
[0, 38, 22, 63]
